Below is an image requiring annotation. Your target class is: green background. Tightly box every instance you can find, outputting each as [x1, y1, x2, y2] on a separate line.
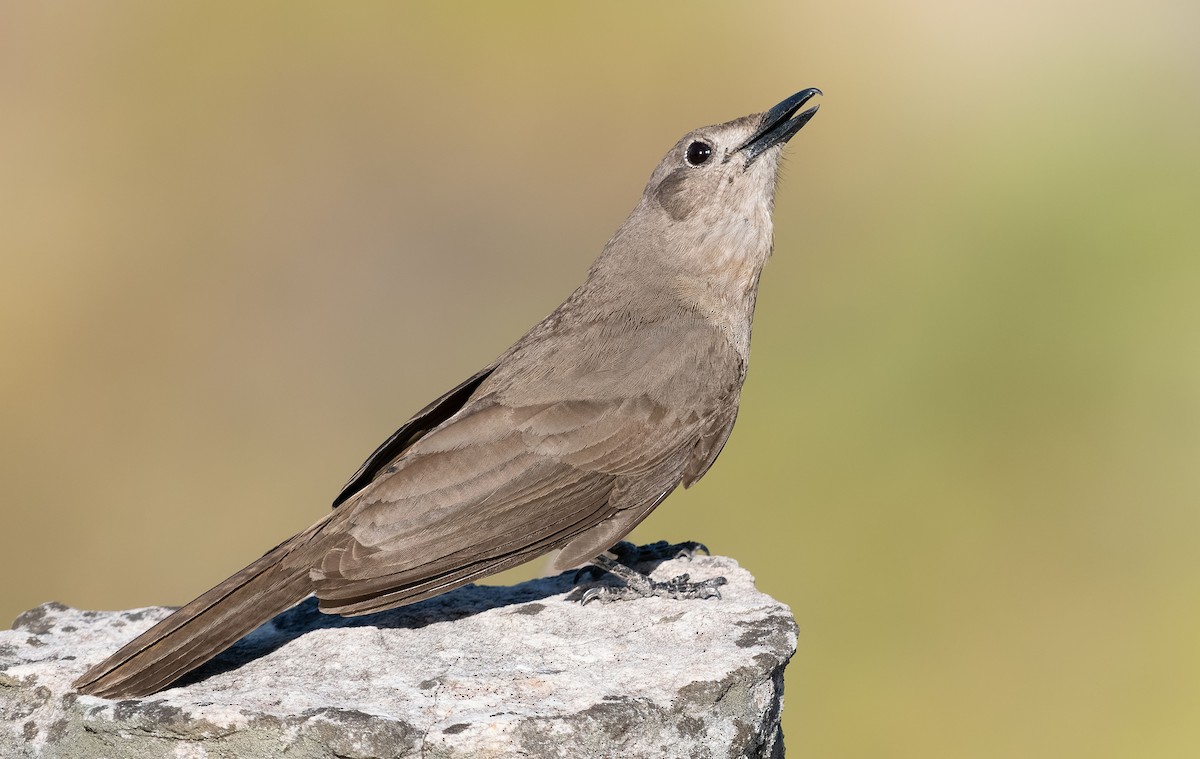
[3, 2, 1199, 756]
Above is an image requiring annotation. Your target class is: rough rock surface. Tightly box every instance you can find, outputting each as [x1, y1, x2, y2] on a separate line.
[1, 555, 795, 758]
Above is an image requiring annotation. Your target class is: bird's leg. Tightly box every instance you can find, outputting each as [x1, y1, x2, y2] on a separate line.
[615, 539, 711, 563]
[571, 540, 710, 584]
[571, 552, 727, 605]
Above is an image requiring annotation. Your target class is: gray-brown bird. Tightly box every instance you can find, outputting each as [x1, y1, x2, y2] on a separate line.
[74, 88, 822, 699]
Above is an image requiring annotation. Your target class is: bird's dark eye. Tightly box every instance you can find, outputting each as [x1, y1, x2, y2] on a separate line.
[685, 141, 712, 166]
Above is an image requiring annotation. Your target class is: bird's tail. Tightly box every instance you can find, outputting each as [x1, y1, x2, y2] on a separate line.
[73, 521, 328, 699]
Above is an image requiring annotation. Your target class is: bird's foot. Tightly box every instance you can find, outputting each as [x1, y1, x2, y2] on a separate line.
[615, 539, 710, 563]
[569, 552, 726, 605]
[571, 540, 710, 584]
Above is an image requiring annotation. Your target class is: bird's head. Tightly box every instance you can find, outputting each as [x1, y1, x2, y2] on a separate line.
[645, 87, 822, 227]
[588, 88, 821, 343]
[617, 88, 822, 309]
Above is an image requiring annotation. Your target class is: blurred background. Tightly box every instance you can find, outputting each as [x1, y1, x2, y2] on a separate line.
[2, 1, 1199, 756]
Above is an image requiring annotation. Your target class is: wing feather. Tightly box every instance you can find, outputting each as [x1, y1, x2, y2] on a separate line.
[313, 317, 745, 615]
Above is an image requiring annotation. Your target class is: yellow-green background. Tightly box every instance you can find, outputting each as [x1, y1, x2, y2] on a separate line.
[3, 2, 1198, 756]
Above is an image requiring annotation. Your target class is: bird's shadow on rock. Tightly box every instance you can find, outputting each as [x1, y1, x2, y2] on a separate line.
[175, 569, 584, 689]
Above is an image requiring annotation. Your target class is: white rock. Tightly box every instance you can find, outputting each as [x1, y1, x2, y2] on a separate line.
[1, 555, 795, 758]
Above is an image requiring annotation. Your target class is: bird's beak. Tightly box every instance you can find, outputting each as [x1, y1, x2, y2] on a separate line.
[736, 88, 822, 163]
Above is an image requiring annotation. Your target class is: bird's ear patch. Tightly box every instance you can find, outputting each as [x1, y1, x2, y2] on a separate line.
[655, 168, 701, 221]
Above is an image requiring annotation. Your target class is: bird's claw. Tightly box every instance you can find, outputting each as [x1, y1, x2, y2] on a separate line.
[572, 565, 603, 585]
[571, 540, 711, 586]
[578, 586, 607, 606]
[575, 573, 727, 605]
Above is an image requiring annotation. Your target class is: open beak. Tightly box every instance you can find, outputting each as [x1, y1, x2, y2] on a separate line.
[737, 88, 822, 163]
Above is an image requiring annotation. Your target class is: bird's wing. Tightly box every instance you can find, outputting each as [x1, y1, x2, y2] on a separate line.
[311, 318, 740, 615]
[551, 373, 743, 570]
[332, 363, 498, 508]
[681, 398, 741, 487]
[312, 395, 693, 614]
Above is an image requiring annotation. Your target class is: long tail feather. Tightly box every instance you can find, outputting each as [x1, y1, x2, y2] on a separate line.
[73, 526, 324, 699]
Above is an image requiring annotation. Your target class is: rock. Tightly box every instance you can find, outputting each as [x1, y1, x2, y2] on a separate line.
[1, 555, 795, 758]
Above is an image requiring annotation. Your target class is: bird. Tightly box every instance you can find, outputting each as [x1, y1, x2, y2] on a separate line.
[73, 87, 822, 699]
